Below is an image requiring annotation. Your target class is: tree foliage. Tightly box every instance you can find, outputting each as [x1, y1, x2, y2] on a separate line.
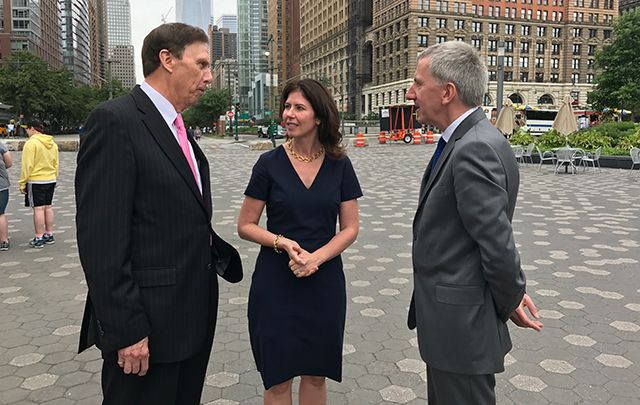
[0, 51, 128, 133]
[588, 9, 640, 119]
[182, 88, 232, 128]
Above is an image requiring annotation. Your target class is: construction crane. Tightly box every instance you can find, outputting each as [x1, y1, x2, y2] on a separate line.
[161, 6, 173, 24]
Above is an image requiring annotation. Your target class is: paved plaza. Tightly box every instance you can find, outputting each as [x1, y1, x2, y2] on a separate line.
[1, 137, 639, 404]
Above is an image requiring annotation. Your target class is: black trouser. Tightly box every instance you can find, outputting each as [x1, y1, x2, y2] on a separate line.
[101, 334, 213, 405]
[427, 365, 496, 405]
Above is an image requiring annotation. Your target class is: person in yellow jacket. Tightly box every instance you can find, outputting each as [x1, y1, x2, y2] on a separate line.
[18, 118, 58, 248]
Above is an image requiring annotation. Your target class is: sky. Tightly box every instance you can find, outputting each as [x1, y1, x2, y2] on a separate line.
[130, 0, 237, 83]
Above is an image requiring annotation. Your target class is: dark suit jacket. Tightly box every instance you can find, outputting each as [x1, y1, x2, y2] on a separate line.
[76, 86, 241, 364]
[408, 108, 526, 375]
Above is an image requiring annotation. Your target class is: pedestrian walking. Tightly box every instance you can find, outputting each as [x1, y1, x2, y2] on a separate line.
[0, 139, 12, 250]
[18, 118, 58, 249]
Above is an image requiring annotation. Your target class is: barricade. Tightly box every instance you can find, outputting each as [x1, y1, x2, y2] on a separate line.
[413, 130, 421, 145]
[378, 132, 387, 144]
[354, 132, 366, 147]
[426, 131, 434, 144]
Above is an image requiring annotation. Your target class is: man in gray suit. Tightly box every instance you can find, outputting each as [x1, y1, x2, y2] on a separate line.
[406, 41, 543, 404]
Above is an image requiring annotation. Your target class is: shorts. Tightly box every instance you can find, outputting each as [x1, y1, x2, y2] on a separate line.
[25, 183, 56, 208]
[0, 189, 7, 215]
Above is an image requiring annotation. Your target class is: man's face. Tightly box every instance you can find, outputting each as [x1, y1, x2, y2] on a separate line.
[171, 42, 212, 111]
[406, 57, 445, 127]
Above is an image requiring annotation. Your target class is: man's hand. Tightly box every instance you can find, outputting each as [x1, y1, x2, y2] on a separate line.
[510, 293, 543, 331]
[117, 336, 150, 376]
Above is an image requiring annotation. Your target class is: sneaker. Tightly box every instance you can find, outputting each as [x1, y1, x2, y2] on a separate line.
[0, 241, 8, 251]
[29, 237, 45, 249]
[43, 234, 55, 245]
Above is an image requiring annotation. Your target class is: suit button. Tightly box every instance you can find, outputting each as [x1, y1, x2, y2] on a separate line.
[207, 263, 212, 271]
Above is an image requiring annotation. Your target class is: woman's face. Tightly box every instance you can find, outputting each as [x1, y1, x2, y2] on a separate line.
[282, 90, 319, 140]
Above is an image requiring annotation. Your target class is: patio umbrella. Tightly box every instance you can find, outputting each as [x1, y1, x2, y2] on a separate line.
[495, 99, 516, 137]
[553, 95, 578, 146]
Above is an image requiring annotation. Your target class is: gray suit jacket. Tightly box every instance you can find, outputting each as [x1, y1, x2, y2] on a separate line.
[408, 108, 526, 375]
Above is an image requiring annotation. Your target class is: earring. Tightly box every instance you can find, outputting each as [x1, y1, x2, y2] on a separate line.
[315, 120, 321, 125]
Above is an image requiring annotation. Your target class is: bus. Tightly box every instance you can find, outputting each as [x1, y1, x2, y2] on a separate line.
[523, 109, 558, 135]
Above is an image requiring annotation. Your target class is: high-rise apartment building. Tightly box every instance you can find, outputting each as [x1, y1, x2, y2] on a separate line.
[212, 58, 239, 101]
[215, 14, 237, 33]
[210, 25, 236, 63]
[267, 0, 300, 96]
[299, 0, 370, 116]
[89, 0, 107, 87]
[619, 0, 639, 11]
[61, 0, 92, 84]
[105, 0, 135, 88]
[0, 0, 63, 68]
[176, 0, 211, 33]
[238, 0, 269, 116]
[360, 0, 618, 117]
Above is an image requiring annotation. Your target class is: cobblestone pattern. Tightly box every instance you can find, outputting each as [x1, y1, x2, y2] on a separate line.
[0, 139, 638, 404]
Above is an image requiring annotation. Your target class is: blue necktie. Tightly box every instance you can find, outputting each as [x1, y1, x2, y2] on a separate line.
[431, 137, 447, 171]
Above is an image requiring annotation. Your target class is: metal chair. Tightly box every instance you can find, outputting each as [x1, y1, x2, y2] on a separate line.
[536, 146, 556, 172]
[512, 146, 524, 166]
[581, 146, 602, 172]
[522, 143, 534, 164]
[554, 148, 581, 174]
[630, 147, 640, 178]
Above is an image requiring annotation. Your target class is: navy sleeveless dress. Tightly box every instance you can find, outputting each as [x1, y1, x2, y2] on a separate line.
[244, 146, 362, 389]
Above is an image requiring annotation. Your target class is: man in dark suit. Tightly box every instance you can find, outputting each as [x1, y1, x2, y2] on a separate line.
[76, 23, 241, 404]
[406, 41, 543, 404]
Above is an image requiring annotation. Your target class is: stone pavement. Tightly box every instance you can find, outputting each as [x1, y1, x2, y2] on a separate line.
[1, 138, 639, 404]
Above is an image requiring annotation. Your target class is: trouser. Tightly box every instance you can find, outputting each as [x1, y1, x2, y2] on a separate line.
[426, 365, 496, 405]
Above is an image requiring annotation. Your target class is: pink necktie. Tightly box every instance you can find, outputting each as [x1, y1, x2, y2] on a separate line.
[174, 113, 200, 191]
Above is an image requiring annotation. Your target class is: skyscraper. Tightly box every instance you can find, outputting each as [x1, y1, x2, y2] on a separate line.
[61, 0, 92, 85]
[105, 0, 136, 88]
[0, 0, 63, 68]
[215, 14, 237, 33]
[238, 0, 269, 115]
[176, 0, 211, 33]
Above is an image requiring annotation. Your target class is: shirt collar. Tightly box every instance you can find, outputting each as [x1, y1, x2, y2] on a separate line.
[140, 81, 178, 128]
[441, 107, 479, 143]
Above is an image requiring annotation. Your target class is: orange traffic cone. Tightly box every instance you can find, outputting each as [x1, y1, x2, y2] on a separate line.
[378, 132, 387, 144]
[355, 132, 366, 147]
[413, 130, 421, 145]
[426, 131, 434, 144]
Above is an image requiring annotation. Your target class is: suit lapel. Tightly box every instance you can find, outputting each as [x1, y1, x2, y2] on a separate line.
[131, 86, 209, 216]
[415, 109, 486, 216]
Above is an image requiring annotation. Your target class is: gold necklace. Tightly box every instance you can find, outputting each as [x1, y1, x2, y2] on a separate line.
[286, 139, 325, 163]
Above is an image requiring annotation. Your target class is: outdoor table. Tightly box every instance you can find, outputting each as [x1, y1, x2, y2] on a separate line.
[552, 147, 584, 173]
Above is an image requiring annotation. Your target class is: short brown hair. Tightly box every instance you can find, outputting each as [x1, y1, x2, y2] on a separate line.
[141, 23, 209, 77]
[26, 118, 45, 132]
[280, 78, 346, 159]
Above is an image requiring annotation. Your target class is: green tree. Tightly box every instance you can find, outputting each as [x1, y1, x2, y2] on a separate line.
[588, 8, 640, 119]
[182, 88, 232, 129]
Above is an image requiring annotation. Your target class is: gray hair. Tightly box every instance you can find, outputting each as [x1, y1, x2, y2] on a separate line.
[417, 41, 487, 107]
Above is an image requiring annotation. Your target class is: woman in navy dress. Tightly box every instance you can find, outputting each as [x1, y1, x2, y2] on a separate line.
[238, 78, 362, 405]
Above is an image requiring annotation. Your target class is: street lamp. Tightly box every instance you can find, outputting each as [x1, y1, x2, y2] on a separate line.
[496, 40, 505, 116]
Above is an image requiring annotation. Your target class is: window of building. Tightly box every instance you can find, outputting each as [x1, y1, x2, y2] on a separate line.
[587, 73, 594, 83]
[505, 40, 514, 52]
[535, 26, 546, 37]
[495, 7, 500, 16]
[505, 24, 514, 35]
[521, 25, 531, 36]
[587, 59, 595, 69]
[550, 72, 559, 82]
[536, 42, 545, 54]
[472, 38, 481, 50]
[589, 28, 597, 38]
[504, 71, 513, 81]
[520, 72, 529, 82]
[505, 56, 513, 67]
[521, 42, 530, 53]
[571, 73, 579, 83]
[489, 23, 499, 34]
[473, 21, 483, 32]
[418, 35, 428, 47]
[572, 58, 580, 69]
[454, 20, 464, 30]
[573, 44, 581, 55]
[436, 35, 447, 43]
[603, 30, 612, 39]
[573, 28, 582, 37]
[487, 55, 497, 66]
[436, 18, 447, 28]
[478, 5, 484, 14]
[489, 70, 497, 81]
[535, 57, 544, 68]
[488, 39, 498, 51]
[552, 43, 560, 54]
[419, 17, 429, 27]
[588, 44, 596, 55]
[488, 6, 494, 17]
[520, 56, 529, 67]
[551, 58, 559, 69]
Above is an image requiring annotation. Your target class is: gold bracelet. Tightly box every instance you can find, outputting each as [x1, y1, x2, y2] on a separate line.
[273, 234, 283, 253]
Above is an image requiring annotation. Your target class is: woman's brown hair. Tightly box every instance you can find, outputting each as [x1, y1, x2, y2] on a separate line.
[280, 78, 346, 159]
